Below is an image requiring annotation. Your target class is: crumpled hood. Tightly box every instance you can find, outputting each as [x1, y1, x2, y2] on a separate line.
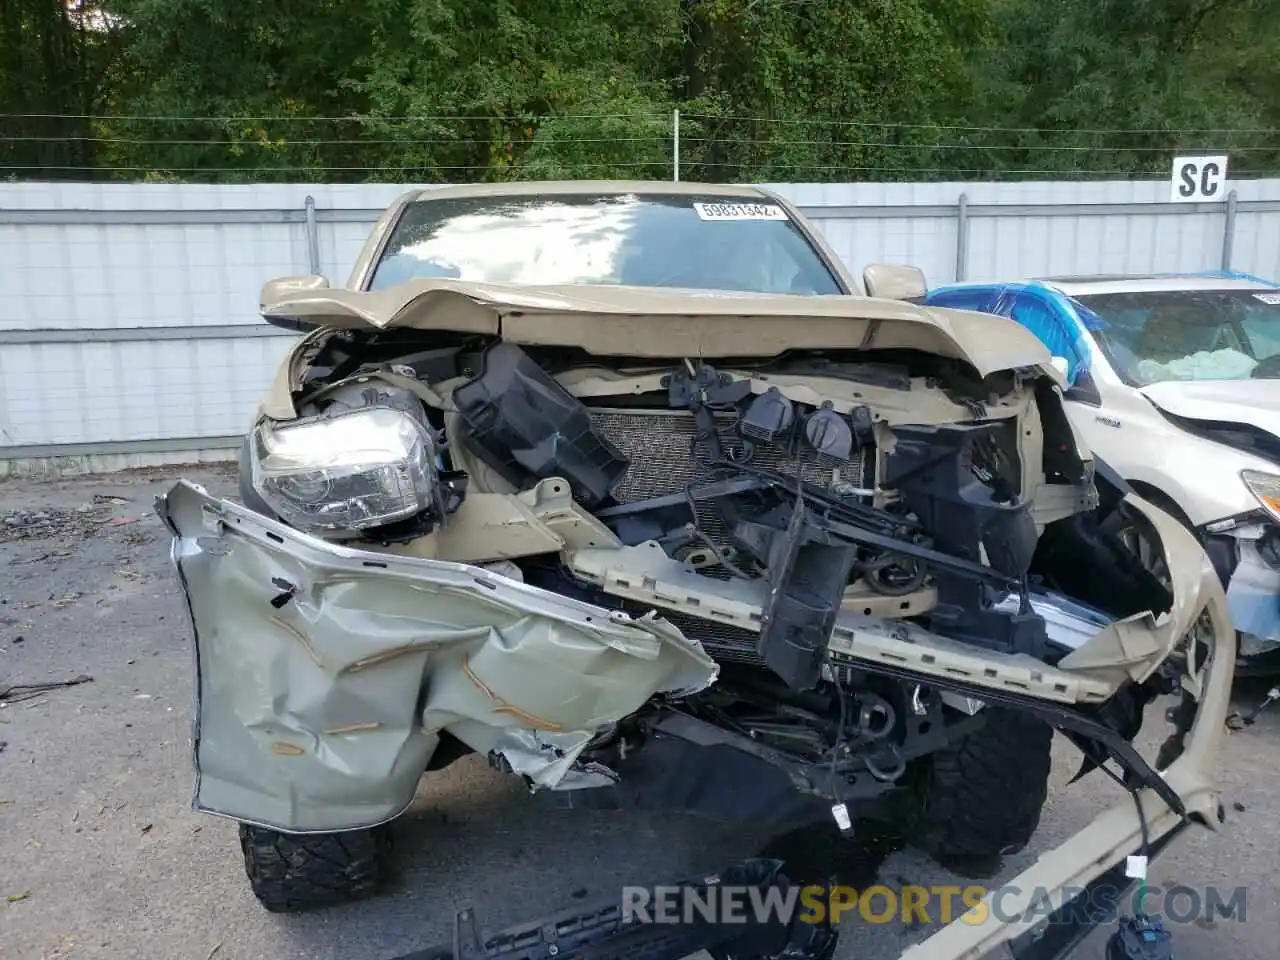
[1140, 378, 1280, 438]
[261, 277, 1057, 380]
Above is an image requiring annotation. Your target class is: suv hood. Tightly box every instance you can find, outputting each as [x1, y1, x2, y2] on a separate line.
[1140, 378, 1280, 438]
[261, 278, 1056, 380]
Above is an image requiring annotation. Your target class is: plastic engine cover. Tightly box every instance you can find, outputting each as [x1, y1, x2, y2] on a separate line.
[452, 343, 630, 507]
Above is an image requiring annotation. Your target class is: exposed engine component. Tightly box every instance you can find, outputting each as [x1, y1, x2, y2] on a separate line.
[883, 423, 1046, 656]
[570, 667, 976, 814]
[741, 388, 796, 443]
[730, 502, 858, 688]
[442, 346, 1053, 688]
[452, 341, 630, 508]
[803, 402, 854, 460]
[850, 403, 875, 443]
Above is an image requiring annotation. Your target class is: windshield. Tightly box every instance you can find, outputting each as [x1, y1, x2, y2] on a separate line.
[367, 193, 844, 295]
[1072, 289, 1280, 385]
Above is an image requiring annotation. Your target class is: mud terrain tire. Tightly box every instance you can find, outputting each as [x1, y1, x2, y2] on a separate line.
[239, 824, 392, 912]
[903, 707, 1053, 863]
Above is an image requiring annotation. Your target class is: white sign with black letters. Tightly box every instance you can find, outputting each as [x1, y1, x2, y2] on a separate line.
[693, 202, 789, 221]
[1170, 155, 1229, 203]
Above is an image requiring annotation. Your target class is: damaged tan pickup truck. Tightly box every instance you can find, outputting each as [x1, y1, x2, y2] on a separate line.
[158, 183, 1234, 959]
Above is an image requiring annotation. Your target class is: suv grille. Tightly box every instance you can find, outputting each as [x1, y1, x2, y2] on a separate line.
[589, 406, 870, 575]
[588, 408, 868, 504]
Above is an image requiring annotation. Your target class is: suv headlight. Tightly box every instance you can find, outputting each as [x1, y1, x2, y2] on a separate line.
[1241, 470, 1280, 524]
[250, 407, 438, 533]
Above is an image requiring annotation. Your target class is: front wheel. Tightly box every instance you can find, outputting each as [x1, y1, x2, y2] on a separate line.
[239, 823, 393, 913]
[901, 707, 1053, 865]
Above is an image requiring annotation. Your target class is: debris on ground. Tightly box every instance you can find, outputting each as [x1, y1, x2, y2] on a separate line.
[1, 496, 152, 545]
[8, 550, 73, 567]
[1227, 686, 1280, 730]
[1, 505, 114, 542]
[0, 675, 94, 705]
[6, 890, 31, 903]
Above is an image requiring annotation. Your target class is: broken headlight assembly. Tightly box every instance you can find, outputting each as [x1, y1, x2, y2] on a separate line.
[1241, 469, 1280, 524]
[249, 406, 439, 534]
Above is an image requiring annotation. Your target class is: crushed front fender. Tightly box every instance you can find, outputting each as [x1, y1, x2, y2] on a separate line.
[156, 480, 717, 833]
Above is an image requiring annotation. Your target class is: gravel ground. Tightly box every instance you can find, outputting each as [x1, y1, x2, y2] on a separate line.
[1, 466, 1277, 960]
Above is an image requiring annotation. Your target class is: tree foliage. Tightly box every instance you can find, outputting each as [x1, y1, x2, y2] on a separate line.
[0, 1, 124, 176]
[1, 0, 1276, 182]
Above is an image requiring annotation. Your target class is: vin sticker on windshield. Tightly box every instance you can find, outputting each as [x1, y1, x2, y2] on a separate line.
[1253, 292, 1280, 305]
[693, 201, 789, 221]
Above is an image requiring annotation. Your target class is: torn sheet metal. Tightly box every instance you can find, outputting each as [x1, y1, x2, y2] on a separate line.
[568, 541, 1118, 704]
[488, 729, 622, 790]
[156, 480, 716, 833]
[1056, 492, 1222, 685]
[899, 586, 1235, 960]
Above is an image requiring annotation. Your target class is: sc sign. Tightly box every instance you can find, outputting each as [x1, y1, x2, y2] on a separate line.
[1170, 155, 1229, 203]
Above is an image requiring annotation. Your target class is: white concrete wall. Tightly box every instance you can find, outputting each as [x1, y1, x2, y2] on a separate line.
[2, 177, 1278, 473]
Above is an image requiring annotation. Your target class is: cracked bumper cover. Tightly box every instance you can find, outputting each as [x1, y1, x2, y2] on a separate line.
[158, 479, 1234, 960]
[898, 528, 1235, 957]
[1222, 532, 1280, 660]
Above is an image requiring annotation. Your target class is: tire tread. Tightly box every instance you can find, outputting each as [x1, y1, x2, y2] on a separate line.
[904, 708, 1053, 861]
[239, 824, 392, 913]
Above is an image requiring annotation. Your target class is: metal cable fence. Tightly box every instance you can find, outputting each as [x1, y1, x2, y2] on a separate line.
[5, 111, 1280, 183]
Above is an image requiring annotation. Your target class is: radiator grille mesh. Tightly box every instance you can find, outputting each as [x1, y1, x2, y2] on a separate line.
[588, 408, 868, 504]
[589, 406, 872, 662]
[618, 601, 762, 664]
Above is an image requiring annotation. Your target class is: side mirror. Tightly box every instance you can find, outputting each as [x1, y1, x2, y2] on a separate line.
[260, 275, 330, 333]
[1064, 366, 1102, 406]
[260, 274, 330, 310]
[862, 263, 927, 301]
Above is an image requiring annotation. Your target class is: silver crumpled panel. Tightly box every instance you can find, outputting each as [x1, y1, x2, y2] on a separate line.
[157, 480, 717, 834]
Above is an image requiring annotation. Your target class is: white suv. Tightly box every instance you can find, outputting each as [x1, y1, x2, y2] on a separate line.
[926, 273, 1280, 669]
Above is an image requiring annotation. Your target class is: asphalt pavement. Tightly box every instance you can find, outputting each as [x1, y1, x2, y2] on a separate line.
[1, 466, 1277, 960]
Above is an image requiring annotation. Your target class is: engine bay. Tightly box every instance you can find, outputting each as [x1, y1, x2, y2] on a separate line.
[276, 333, 1102, 682]
[236, 328, 1183, 810]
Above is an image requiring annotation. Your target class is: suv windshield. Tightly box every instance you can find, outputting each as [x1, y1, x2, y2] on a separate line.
[367, 193, 844, 295]
[1073, 288, 1280, 385]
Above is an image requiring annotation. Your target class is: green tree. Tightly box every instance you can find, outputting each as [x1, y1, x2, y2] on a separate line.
[674, 0, 996, 181]
[3, 0, 1277, 182]
[97, 0, 380, 180]
[962, 0, 1280, 177]
[0, 1, 125, 178]
[89, 0, 996, 182]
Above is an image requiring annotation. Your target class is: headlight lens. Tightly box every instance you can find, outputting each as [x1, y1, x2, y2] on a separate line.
[1241, 469, 1280, 524]
[251, 407, 437, 532]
